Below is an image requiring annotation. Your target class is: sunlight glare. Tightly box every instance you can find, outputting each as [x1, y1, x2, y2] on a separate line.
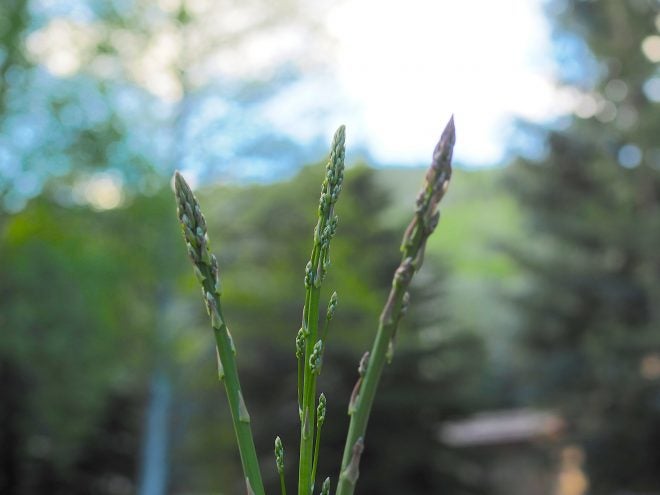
[326, 0, 559, 165]
[641, 35, 660, 62]
[77, 172, 125, 210]
[26, 18, 100, 77]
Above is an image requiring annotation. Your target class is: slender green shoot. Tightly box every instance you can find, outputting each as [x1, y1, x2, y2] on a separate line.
[298, 125, 345, 495]
[335, 116, 456, 495]
[296, 327, 305, 417]
[321, 291, 337, 342]
[174, 172, 265, 495]
[311, 393, 326, 490]
[275, 436, 287, 495]
[320, 477, 331, 495]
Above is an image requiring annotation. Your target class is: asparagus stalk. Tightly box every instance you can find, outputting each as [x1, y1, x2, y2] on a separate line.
[173, 172, 265, 495]
[335, 116, 456, 495]
[275, 436, 287, 495]
[298, 126, 346, 495]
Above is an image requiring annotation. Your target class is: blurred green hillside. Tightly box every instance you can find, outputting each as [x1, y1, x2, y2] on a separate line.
[0, 163, 497, 494]
[377, 167, 525, 359]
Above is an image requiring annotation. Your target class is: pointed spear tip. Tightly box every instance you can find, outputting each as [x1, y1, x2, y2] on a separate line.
[173, 170, 184, 190]
[173, 170, 194, 198]
[431, 115, 456, 166]
[443, 114, 456, 145]
[245, 477, 256, 495]
[333, 124, 346, 146]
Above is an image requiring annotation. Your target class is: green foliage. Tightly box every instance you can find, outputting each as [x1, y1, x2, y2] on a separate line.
[1, 148, 493, 494]
[0, 188, 192, 491]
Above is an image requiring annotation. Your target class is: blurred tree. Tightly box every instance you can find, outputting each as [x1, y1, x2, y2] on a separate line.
[0, 0, 29, 116]
[0, 188, 192, 494]
[507, 0, 660, 492]
[0, 0, 336, 212]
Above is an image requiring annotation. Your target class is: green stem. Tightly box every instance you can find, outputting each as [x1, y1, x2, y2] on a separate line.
[174, 172, 265, 495]
[335, 117, 455, 495]
[299, 277, 320, 495]
[280, 475, 288, 495]
[311, 430, 321, 492]
[297, 298, 308, 418]
[212, 310, 264, 495]
[298, 126, 345, 495]
[297, 351, 304, 417]
[311, 393, 326, 492]
[201, 261, 265, 495]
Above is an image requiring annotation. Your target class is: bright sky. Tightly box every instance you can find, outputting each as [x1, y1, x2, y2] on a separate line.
[26, 0, 567, 180]
[322, 0, 562, 166]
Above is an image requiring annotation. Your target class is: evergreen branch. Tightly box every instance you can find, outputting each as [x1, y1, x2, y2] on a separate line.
[335, 116, 455, 495]
[173, 172, 265, 495]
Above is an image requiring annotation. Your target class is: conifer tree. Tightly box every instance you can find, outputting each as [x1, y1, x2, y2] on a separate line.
[508, 1, 660, 491]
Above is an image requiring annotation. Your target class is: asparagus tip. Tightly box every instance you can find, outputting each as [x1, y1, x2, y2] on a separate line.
[321, 477, 331, 495]
[173, 170, 187, 192]
[274, 436, 285, 473]
[432, 115, 456, 166]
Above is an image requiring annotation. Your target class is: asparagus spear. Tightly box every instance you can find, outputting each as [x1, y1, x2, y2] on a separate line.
[174, 172, 265, 495]
[275, 436, 287, 495]
[298, 126, 345, 495]
[335, 116, 456, 495]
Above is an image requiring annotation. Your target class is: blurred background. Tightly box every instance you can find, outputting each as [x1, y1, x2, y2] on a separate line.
[1, 0, 659, 493]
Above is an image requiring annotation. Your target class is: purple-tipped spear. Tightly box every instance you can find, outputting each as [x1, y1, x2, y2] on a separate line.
[335, 116, 456, 495]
